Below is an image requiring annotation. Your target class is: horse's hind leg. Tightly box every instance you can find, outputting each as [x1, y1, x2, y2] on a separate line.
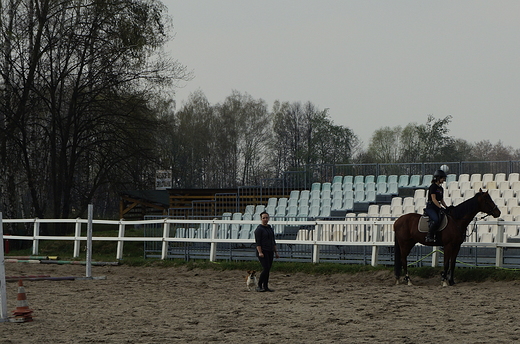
[403, 267, 413, 286]
[442, 245, 460, 287]
[394, 240, 402, 284]
[400, 242, 414, 286]
[441, 246, 450, 287]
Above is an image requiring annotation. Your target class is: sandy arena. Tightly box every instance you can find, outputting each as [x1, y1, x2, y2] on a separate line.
[1, 263, 520, 343]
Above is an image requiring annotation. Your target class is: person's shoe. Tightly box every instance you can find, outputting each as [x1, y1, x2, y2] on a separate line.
[426, 223, 437, 243]
[264, 288, 275, 292]
[256, 287, 266, 292]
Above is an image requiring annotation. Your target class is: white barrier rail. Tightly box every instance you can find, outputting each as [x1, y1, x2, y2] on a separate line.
[2, 217, 520, 267]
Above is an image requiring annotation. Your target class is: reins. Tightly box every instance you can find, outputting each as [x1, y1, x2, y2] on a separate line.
[466, 204, 497, 238]
[467, 215, 487, 238]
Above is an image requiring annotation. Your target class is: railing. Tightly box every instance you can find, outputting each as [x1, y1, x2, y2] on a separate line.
[3, 217, 520, 268]
[289, 161, 520, 190]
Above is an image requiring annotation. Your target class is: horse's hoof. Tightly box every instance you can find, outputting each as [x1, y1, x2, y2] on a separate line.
[404, 275, 413, 286]
[395, 279, 400, 285]
[442, 280, 448, 287]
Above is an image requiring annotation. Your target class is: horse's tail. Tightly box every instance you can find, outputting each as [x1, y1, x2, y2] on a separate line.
[394, 231, 402, 279]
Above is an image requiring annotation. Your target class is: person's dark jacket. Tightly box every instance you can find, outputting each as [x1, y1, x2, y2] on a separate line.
[254, 224, 276, 252]
[427, 183, 444, 208]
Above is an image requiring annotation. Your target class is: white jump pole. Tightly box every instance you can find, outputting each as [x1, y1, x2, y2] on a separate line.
[86, 205, 93, 278]
[0, 212, 8, 322]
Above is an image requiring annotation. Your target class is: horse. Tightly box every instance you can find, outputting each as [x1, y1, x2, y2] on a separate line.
[393, 189, 501, 286]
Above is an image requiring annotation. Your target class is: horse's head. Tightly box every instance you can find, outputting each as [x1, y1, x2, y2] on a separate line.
[476, 188, 501, 218]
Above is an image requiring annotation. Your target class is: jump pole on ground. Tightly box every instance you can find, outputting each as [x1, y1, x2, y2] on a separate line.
[0, 212, 8, 322]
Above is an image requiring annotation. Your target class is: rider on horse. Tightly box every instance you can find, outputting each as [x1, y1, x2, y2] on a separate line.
[425, 169, 448, 242]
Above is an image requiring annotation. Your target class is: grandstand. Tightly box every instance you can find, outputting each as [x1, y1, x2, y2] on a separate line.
[134, 159, 520, 266]
[137, 160, 520, 250]
[215, 172, 520, 244]
[139, 168, 520, 266]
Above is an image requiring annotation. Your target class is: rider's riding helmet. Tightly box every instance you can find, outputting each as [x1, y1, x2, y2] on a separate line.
[433, 169, 447, 181]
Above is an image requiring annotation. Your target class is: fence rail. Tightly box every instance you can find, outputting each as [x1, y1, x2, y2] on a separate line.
[3, 217, 520, 268]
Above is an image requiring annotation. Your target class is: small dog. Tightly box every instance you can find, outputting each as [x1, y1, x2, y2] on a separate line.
[245, 270, 257, 291]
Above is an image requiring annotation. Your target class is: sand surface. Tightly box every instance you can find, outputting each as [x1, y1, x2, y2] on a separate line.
[1, 262, 520, 343]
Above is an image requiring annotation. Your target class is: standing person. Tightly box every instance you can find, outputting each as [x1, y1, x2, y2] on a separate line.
[425, 169, 448, 242]
[254, 211, 279, 292]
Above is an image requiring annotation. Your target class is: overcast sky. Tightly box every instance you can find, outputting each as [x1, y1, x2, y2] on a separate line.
[163, 0, 520, 148]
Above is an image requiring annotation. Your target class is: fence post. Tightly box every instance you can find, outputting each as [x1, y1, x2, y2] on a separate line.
[209, 220, 218, 262]
[371, 222, 379, 266]
[32, 219, 40, 256]
[86, 204, 93, 278]
[312, 222, 320, 263]
[116, 219, 126, 260]
[73, 218, 82, 258]
[0, 212, 8, 323]
[431, 246, 439, 267]
[161, 220, 170, 260]
[495, 222, 504, 268]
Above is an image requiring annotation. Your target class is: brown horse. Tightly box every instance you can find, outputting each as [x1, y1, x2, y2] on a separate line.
[393, 189, 501, 286]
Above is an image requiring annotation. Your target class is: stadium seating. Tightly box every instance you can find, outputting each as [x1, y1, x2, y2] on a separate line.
[299, 190, 310, 205]
[387, 175, 398, 184]
[332, 182, 342, 192]
[286, 205, 298, 221]
[231, 212, 242, 239]
[458, 174, 470, 183]
[376, 182, 387, 195]
[495, 173, 506, 184]
[331, 198, 343, 211]
[298, 205, 309, 220]
[398, 175, 409, 188]
[418, 175, 433, 188]
[365, 175, 375, 184]
[386, 182, 399, 196]
[343, 175, 353, 184]
[308, 205, 320, 218]
[410, 175, 423, 188]
[332, 175, 343, 184]
[240, 213, 253, 239]
[376, 175, 387, 184]
[235, 172, 520, 243]
[446, 174, 457, 184]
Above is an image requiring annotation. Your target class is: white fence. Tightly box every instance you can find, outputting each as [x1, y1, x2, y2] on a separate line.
[3, 217, 520, 267]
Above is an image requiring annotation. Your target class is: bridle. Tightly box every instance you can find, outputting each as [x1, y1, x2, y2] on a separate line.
[467, 203, 499, 238]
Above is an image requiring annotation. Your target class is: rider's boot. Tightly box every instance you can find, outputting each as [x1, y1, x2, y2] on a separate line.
[425, 222, 436, 242]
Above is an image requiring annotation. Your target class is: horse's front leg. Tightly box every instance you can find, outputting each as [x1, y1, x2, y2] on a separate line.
[441, 246, 451, 287]
[441, 270, 450, 287]
[447, 245, 462, 286]
[403, 273, 413, 286]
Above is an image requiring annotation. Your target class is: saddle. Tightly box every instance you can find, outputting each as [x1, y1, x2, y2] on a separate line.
[417, 211, 448, 233]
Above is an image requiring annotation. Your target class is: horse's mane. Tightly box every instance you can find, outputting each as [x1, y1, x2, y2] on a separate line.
[449, 193, 480, 220]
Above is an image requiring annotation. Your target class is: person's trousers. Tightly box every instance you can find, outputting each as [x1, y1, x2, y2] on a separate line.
[257, 250, 274, 289]
[425, 206, 440, 228]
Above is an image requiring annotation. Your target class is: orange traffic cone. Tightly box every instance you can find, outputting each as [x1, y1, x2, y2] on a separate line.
[10, 280, 33, 323]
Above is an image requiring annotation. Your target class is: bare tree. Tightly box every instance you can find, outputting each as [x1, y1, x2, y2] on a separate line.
[0, 0, 190, 223]
[367, 126, 403, 163]
[169, 91, 214, 188]
[470, 140, 518, 161]
[216, 91, 271, 186]
[269, 101, 357, 182]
